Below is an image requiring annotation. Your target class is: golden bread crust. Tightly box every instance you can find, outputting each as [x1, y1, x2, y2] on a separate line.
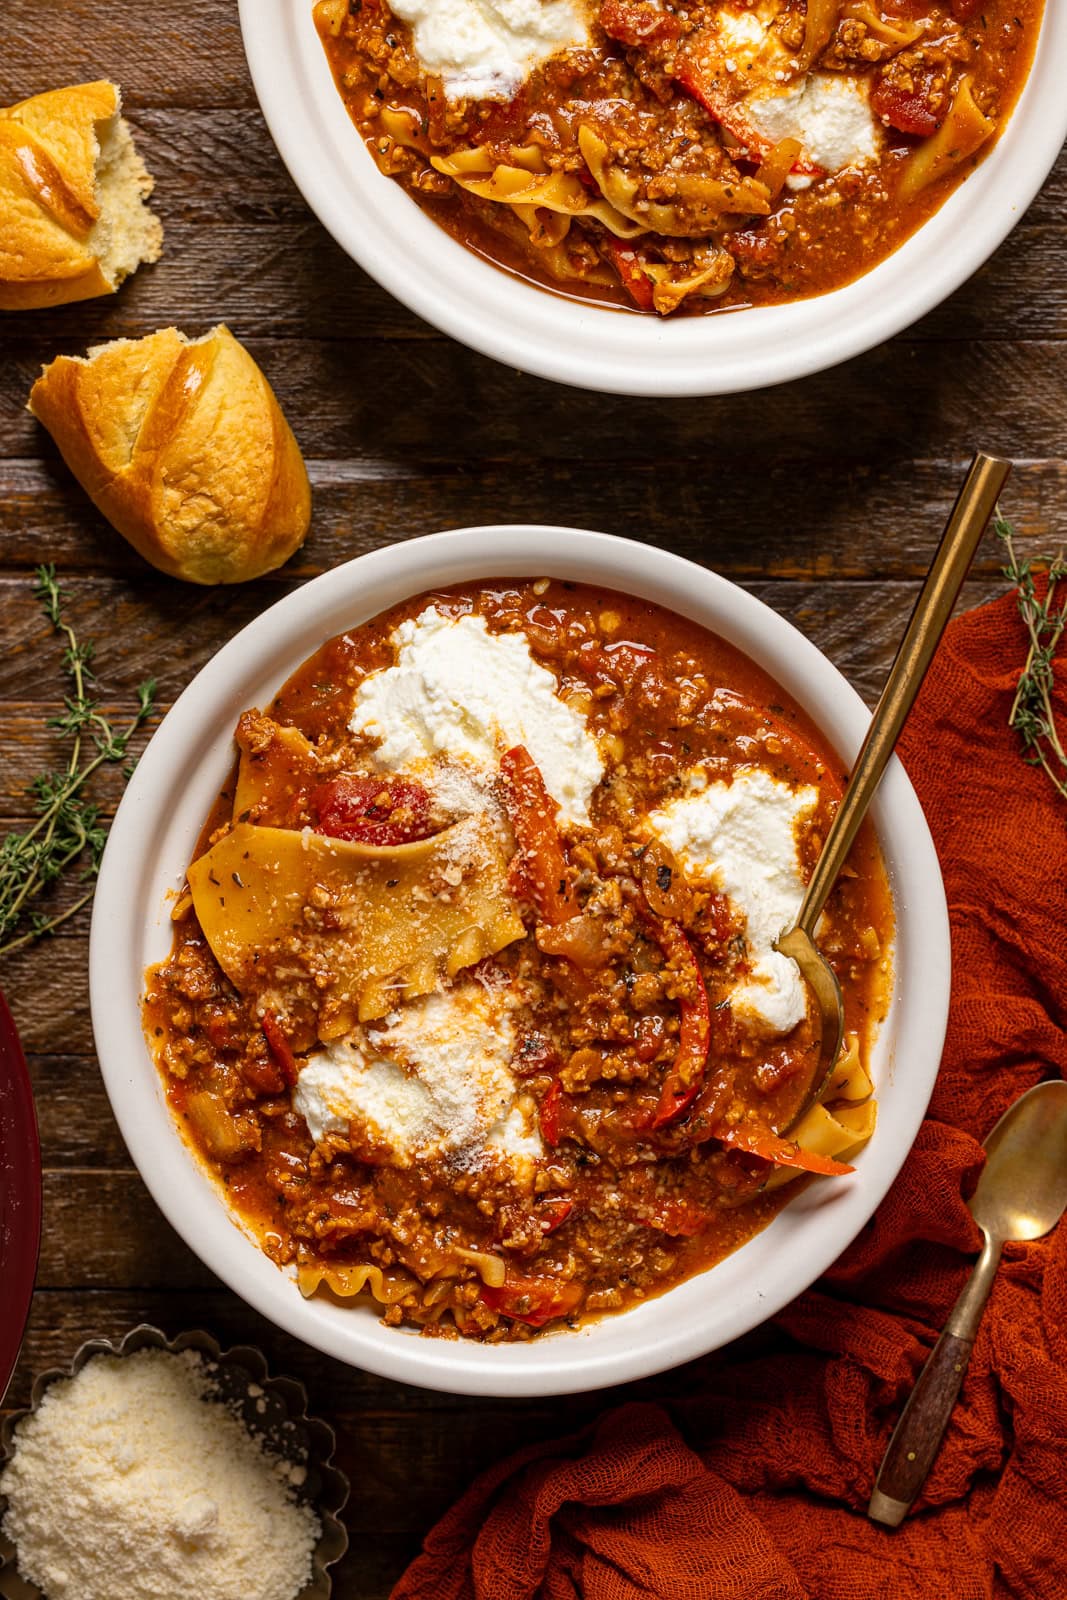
[0, 81, 161, 310]
[28, 326, 313, 584]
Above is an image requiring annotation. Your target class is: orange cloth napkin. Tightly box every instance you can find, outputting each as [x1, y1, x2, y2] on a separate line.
[393, 589, 1067, 1600]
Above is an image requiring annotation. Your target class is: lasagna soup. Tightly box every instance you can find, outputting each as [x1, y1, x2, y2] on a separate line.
[144, 582, 893, 1339]
[314, 0, 1041, 314]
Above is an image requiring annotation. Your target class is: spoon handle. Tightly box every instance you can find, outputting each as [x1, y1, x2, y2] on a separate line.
[795, 450, 1010, 937]
[868, 1232, 1004, 1527]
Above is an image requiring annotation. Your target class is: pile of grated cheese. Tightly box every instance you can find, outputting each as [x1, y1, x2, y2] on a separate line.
[0, 1349, 321, 1600]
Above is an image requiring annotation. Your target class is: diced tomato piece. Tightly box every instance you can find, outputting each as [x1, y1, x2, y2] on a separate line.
[311, 774, 432, 846]
[481, 1274, 583, 1327]
[262, 1011, 298, 1089]
[500, 746, 576, 925]
[242, 1056, 287, 1096]
[635, 1011, 670, 1062]
[605, 241, 656, 311]
[714, 1121, 855, 1176]
[643, 919, 712, 1129]
[537, 1197, 575, 1234]
[870, 78, 942, 137]
[600, 0, 683, 46]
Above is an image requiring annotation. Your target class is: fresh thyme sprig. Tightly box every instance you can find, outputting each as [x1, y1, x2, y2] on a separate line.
[995, 511, 1067, 805]
[0, 566, 157, 959]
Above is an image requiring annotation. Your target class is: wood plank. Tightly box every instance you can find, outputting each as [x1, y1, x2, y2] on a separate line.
[0, 938, 94, 1050]
[36, 1171, 217, 1289]
[0, 225, 429, 348]
[7, 336, 1067, 467]
[26, 1056, 129, 1169]
[0, 3, 252, 110]
[0, 455, 1060, 583]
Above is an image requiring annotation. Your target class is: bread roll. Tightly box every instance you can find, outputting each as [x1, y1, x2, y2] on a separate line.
[0, 81, 163, 311]
[29, 326, 313, 585]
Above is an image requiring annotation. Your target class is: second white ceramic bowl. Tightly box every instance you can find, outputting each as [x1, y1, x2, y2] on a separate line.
[239, 1, 1066, 396]
[91, 527, 950, 1396]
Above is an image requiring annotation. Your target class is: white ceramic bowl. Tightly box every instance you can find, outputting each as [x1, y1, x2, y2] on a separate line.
[239, 1, 1066, 396]
[91, 527, 950, 1396]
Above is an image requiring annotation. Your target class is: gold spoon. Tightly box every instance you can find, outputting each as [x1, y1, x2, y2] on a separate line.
[776, 450, 1011, 1129]
[869, 1079, 1067, 1526]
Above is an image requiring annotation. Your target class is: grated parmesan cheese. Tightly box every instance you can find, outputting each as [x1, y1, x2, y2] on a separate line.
[294, 974, 543, 1181]
[0, 1350, 321, 1600]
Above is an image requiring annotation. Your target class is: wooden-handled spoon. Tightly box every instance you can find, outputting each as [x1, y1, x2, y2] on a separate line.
[869, 1079, 1067, 1526]
[776, 450, 1011, 1130]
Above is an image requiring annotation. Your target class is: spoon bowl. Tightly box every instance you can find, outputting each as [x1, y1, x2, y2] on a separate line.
[870, 1078, 1067, 1526]
[971, 1078, 1067, 1240]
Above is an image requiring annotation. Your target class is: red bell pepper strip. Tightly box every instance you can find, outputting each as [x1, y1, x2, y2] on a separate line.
[674, 56, 823, 177]
[645, 918, 712, 1129]
[606, 241, 656, 311]
[674, 58, 772, 160]
[714, 1121, 855, 1176]
[537, 1197, 575, 1234]
[481, 1273, 583, 1327]
[261, 1011, 298, 1089]
[311, 774, 432, 846]
[500, 746, 576, 925]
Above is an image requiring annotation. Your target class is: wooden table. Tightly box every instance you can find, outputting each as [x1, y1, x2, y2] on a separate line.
[1, 5, 1064, 1594]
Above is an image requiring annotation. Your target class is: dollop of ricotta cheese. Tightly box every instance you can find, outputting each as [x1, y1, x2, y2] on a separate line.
[715, 4, 788, 81]
[648, 766, 818, 1035]
[746, 74, 881, 175]
[387, 0, 588, 102]
[293, 977, 542, 1179]
[350, 606, 604, 827]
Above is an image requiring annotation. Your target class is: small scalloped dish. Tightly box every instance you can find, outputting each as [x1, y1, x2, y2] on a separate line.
[0, 1324, 349, 1600]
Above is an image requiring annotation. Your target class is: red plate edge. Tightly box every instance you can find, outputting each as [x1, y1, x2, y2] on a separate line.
[0, 988, 42, 1404]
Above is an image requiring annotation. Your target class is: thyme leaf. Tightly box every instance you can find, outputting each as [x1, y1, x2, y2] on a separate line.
[0, 566, 157, 959]
[996, 511, 1067, 805]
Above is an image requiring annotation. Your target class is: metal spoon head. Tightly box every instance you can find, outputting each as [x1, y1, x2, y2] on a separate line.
[970, 1079, 1067, 1243]
[774, 924, 844, 1131]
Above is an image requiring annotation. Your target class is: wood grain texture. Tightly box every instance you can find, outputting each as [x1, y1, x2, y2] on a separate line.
[1, 2, 1065, 1596]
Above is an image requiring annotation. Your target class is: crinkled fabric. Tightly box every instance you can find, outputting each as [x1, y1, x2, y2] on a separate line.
[393, 591, 1067, 1600]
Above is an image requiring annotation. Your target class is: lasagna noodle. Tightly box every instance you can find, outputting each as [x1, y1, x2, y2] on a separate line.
[296, 1262, 416, 1302]
[233, 722, 319, 823]
[577, 126, 771, 233]
[841, 1, 925, 49]
[900, 76, 994, 200]
[767, 1036, 877, 1189]
[187, 816, 525, 1027]
[798, 0, 841, 69]
[432, 145, 649, 240]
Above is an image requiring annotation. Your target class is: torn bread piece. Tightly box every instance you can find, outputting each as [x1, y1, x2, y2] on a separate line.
[28, 326, 312, 584]
[0, 81, 162, 310]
